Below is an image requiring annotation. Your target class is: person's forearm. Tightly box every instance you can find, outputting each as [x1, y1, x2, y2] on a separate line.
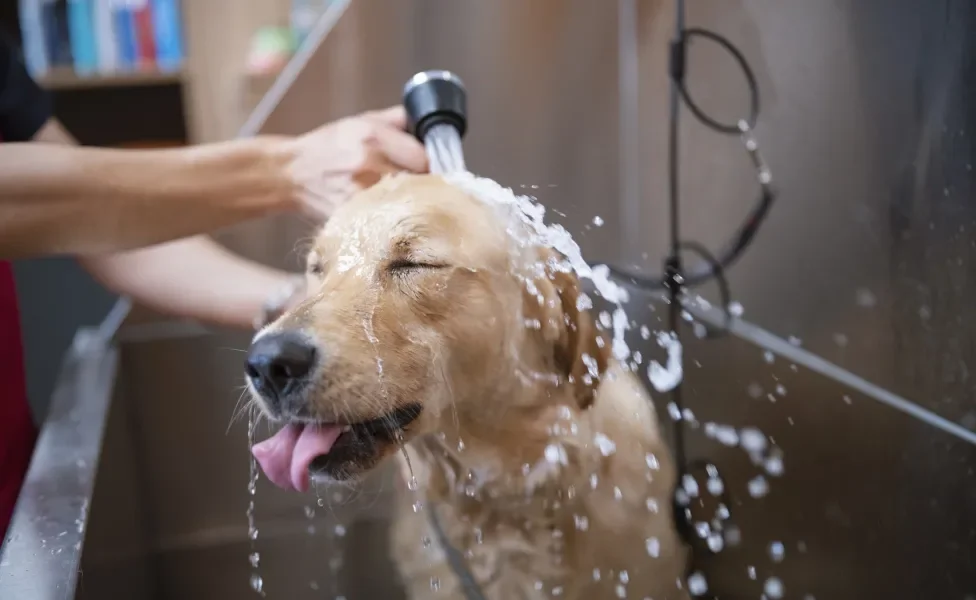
[80, 236, 297, 330]
[0, 137, 298, 259]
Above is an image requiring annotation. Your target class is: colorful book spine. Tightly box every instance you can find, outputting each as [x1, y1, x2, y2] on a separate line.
[40, 0, 57, 66]
[150, 0, 183, 71]
[57, 1, 74, 66]
[131, 0, 156, 69]
[18, 0, 50, 77]
[111, 0, 137, 70]
[92, 0, 117, 73]
[66, 0, 97, 74]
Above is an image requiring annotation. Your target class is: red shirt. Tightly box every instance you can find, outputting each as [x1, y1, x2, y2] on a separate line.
[0, 32, 52, 539]
[0, 261, 36, 538]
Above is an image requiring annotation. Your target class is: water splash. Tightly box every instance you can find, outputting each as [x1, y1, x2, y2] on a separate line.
[446, 172, 629, 304]
[246, 407, 265, 596]
[422, 126, 787, 594]
[426, 123, 467, 174]
[399, 444, 442, 591]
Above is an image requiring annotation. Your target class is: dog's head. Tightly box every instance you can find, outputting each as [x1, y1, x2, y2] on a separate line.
[247, 174, 609, 490]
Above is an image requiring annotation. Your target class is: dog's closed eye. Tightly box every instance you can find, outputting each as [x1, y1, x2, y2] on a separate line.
[387, 259, 448, 272]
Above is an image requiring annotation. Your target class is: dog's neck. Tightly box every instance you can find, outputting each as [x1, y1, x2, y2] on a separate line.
[416, 373, 598, 512]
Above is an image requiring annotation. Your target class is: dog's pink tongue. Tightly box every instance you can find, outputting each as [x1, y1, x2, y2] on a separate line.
[252, 424, 342, 493]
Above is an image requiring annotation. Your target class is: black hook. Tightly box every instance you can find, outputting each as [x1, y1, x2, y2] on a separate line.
[603, 0, 778, 587]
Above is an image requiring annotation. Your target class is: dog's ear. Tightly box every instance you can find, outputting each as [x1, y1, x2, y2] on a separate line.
[526, 249, 611, 409]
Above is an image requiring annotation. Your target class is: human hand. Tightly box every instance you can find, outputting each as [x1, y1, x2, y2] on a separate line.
[283, 106, 428, 220]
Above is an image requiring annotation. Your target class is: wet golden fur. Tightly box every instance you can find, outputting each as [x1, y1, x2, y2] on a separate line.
[271, 174, 689, 599]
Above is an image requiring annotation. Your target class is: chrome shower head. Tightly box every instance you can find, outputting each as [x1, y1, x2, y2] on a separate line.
[402, 70, 468, 143]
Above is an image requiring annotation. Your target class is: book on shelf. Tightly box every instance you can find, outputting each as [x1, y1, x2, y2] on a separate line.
[18, 0, 185, 81]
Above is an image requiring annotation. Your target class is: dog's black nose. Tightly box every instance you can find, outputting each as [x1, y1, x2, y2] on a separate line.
[246, 332, 317, 401]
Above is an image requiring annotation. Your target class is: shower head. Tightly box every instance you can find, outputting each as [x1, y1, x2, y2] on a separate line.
[402, 70, 468, 143]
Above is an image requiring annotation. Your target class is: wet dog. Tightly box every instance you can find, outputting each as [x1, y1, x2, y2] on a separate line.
[247, 173, 690, 599]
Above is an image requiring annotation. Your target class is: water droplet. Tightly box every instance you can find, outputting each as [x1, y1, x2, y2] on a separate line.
[695, 521, 711, 538]
[646, 536, 661, 557]
[334, 524, 346, 537]
[594, 432, 617, 456]
[769, 540, 785, 562]
[645, 453, 660, 470]
[430, 576, 441, 591]
[707, 533, 724, 552]
[747, 565, 757, 579]
[728, 301, 744, 317]
[250, 574, 264, 594]
[687, 572, 708, 595]
[422, 536, 432, 548]
[552, 585, 564, 596]
[739, 430, 766, 457]
[249, 552, 260, 567]
[724, 525, 742, 546]
[764, 577, 785, 599]
[304, 506, 315, 519]
[407, 477, 419, 491]
[615, 584, 627, 598]
[748, 475, 770, 498]
[764, 455, 785, 476]
[705, 422, 739, 446]
[545, 443, 568, 465]
[855, 288, 877, 308]
[412, 501, 424, 513]
[592, 215, 604, 227]
[574, 514, 589, 531]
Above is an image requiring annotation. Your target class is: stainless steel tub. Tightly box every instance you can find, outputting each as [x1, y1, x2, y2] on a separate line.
[3, 0, 976, 598]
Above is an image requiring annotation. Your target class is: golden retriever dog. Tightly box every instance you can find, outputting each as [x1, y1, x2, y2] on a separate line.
[247, 174, 690, 599]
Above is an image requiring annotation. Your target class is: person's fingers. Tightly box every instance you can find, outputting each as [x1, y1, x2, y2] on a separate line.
[372, 125, 429, 173]
[364, 105, 409, 130]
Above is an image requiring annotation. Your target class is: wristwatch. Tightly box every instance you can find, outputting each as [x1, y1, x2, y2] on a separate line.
[253, 275, 306, 331]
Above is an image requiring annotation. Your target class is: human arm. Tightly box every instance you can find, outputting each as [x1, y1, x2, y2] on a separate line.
[0, 137, 300, 259]
[81, 237, 302, 330]
[0, 36, 426, 261]
[28, 118, 300, 330]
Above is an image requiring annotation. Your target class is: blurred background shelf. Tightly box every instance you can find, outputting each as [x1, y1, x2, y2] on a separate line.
[37, 67, 185, 91]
